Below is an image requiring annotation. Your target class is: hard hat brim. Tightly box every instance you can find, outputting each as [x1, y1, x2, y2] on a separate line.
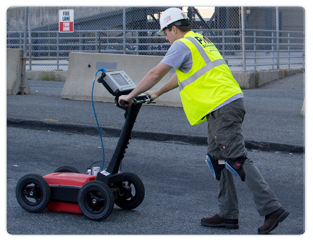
[158, 18, 189, 36]
[158, 29, 165, 36]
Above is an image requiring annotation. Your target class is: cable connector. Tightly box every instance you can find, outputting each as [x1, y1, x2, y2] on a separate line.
[97, 68, 107, 83]
[97, 68, 106, 73]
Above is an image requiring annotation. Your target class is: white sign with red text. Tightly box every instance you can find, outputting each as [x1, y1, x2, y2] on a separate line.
[59, 9, 74, 33]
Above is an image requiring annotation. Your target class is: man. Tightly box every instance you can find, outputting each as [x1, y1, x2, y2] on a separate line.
[119, 7, 289, 234]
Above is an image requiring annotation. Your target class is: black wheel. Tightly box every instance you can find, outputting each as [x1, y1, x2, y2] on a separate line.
[78, 180, 114, 221]
[115, 172, 145, 210]
[54, 166, 80, 173]
[16, 174, 51, 213]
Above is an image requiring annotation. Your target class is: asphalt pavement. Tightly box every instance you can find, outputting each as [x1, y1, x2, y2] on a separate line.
[7, 127, 304, 235]
[7, 72, 305, 153]
[6, 72, 305, 235]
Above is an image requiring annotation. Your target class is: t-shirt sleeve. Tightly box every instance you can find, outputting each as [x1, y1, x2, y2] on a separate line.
[161, 41, 191, 70]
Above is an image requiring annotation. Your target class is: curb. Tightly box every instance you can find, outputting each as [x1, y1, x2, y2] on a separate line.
[7, 118, 304, 154]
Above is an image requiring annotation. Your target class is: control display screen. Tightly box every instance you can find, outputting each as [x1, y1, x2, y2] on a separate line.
[111, 73, 129, 86]
[102, 70, 136, 96]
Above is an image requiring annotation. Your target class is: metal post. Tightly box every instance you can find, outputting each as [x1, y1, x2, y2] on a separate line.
[254, 31, 256, 71]
[78, 27, 82, 52]
[288, 33, 290, 69]
[222, 30, 225, 56]
[276, 7, 280, 69]
[21, 7, 28, 95]
[136, 31, 139, 55]
[241, 7, 246, 71]
[27, 7, 32, 70]
[19, 32, 22, 49]
[23, 7, 28, 58]
[271, 32, 275, 69]
[123, 8, 126, 54]
[48, 25, 51, 58]
[303, 33, 305, 69]
[56, 32, 59, 71]
[95, 31, 98, 52]
[20, 57, 27, 95]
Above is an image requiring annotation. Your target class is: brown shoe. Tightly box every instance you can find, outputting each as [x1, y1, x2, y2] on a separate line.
[201, 214, 239, 229]
[258, 207, 290, 234]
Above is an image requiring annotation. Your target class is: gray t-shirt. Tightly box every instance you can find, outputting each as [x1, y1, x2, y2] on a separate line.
[161, 41, 192, 73]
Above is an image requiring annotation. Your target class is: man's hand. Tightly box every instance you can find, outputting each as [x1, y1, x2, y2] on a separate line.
[145, 90, 159, 101]
[118, 63, 173, 107]
[118, 95, 134, 107]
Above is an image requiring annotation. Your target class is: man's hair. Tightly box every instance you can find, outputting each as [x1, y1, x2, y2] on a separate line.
[168, 20, 191, 33]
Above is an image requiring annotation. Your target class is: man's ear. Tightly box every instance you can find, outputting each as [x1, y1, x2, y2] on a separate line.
[172, 25, 177, 34]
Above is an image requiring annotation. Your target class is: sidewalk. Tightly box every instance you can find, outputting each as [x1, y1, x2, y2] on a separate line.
[7, 72, 305, 153]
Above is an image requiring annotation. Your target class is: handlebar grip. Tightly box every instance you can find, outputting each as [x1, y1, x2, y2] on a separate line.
[119, 99, 129, 106]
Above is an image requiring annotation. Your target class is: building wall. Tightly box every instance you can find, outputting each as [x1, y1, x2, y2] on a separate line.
[7, 6, 305, 32]
[245, 6, 304, 31]
[279, 7, 305, 32]
[7, 6, 124, 31]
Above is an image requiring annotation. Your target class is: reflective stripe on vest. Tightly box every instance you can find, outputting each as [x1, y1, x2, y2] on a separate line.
[179, 37, 226, 92]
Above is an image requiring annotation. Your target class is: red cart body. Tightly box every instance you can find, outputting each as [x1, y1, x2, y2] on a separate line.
[43, 173, 96, 214]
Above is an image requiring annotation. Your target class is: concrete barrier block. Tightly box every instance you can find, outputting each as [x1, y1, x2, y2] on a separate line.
[301, 99, 305, 116]
[284, 69, 304, 77]
[7, 48, 31, 95]
[62, 53, 182, 107]
[233, 72, 246, 88]
[27, 71, 67, 81]
[234, 70, 287, 89]
[258, 70, 284, 87]
[233, 71, 258, 89]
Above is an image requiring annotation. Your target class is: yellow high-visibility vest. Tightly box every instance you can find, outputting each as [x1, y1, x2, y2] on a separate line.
[175, 31, 243, 125]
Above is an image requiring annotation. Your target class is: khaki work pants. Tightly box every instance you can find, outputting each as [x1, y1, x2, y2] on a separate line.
[207, 98, 281, 219]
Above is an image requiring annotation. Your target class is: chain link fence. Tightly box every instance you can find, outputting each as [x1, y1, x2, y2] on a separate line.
[7, 6, 305, 71]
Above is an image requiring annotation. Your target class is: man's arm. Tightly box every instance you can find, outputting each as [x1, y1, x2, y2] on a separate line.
[118, 62, 172, 106]
[146, 73, 179, 101]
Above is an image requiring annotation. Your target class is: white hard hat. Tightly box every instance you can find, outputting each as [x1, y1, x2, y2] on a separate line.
[158, 8, 189, 35]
